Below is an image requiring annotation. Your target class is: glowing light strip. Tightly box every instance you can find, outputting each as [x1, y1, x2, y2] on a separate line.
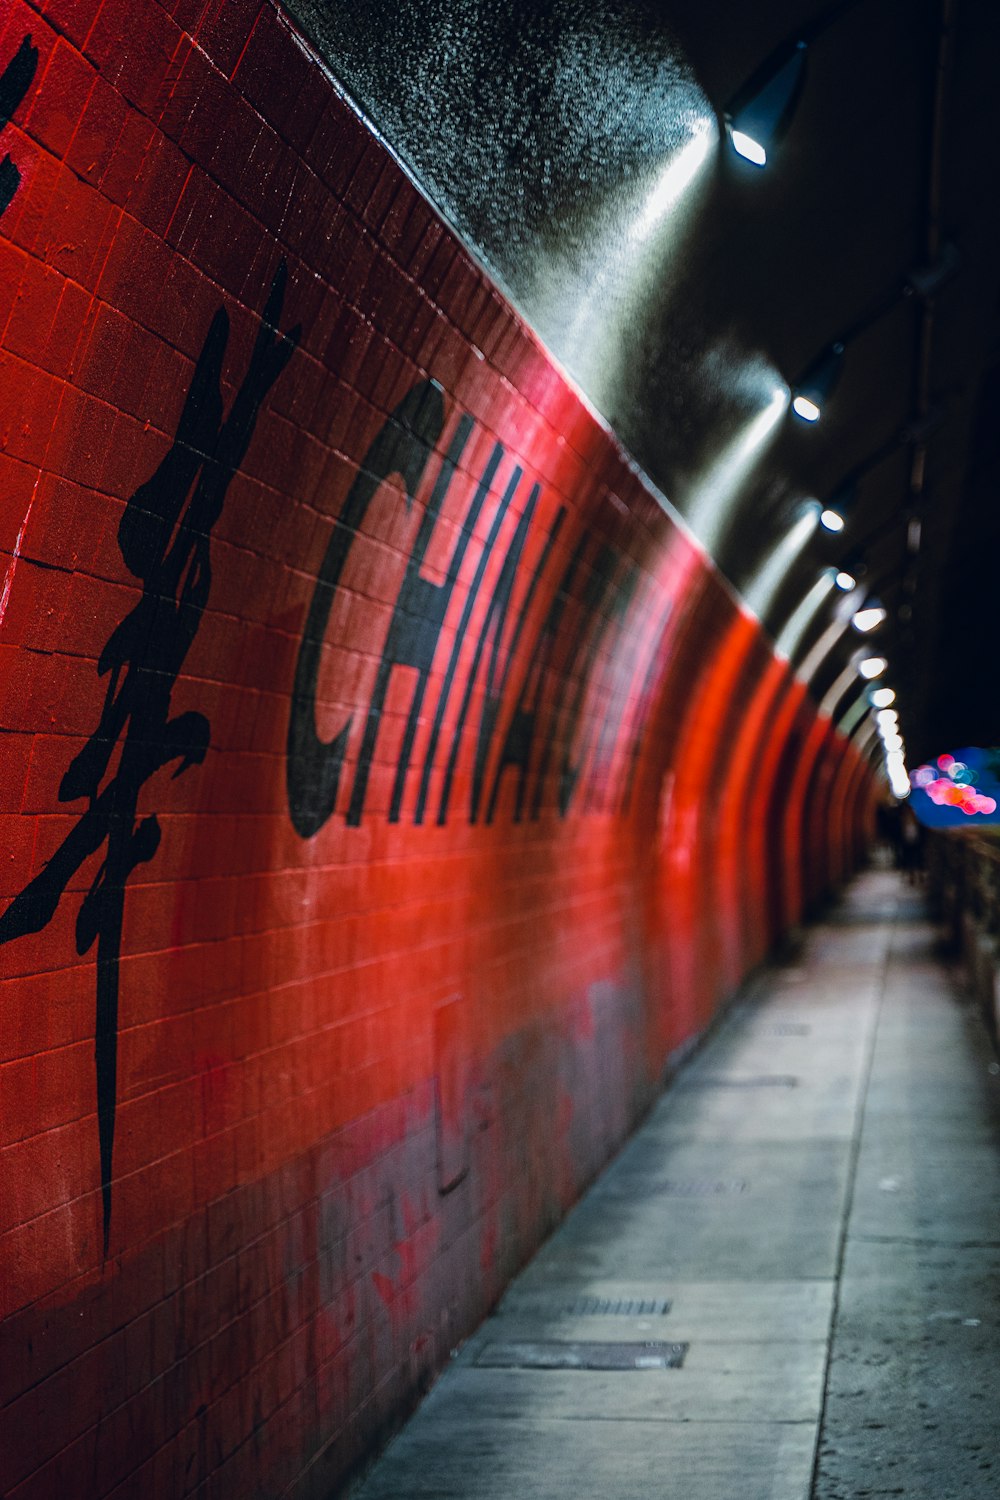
[775, 573, 836, 659]
[837, 689, 870, 738]
[686, 387, 789, 554]
[743, 508, 819, 620]
[795, 616, 850, 685]
[819, 661, 858, 720]
[633, 120, 716, 242]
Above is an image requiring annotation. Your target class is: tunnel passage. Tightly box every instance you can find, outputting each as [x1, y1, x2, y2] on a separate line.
[0, 4, 873, 1497]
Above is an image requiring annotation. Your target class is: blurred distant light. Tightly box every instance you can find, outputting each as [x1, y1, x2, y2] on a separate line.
[870, 686, 896, 708]
[859, 656, 888, 680]
[731, 130, 767, 166]
[886, 747, 908, 785]
[820, 507, 845, 532]
[883, 732, 904, 752]
[852, 604, 886, 633]
[835, 570, 856, 591]
[792, 395, 821, 422]
[876, 709, 898, 730]
[909, 748, 1000, 824]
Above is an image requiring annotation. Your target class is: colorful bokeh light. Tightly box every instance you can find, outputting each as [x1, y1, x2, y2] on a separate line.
[909, 747, 1000, 826]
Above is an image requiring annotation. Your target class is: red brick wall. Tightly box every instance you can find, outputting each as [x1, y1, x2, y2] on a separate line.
[0, 3, 875, 1495]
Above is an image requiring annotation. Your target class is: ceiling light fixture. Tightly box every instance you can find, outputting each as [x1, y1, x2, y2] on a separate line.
[724, 39, 808, 169]
[790, 342, 845, 423]
[730, 129, 768, 166]
[815, 477, 860, 535]
[788, 277, 954, 435]
[852, 600, 886, 633]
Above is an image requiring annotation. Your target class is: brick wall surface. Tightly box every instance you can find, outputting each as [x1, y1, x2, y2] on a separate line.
[0, 3, 876, 1495]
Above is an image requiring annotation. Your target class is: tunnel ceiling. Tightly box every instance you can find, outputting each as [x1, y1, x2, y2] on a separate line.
[287, 0, 1000, 771]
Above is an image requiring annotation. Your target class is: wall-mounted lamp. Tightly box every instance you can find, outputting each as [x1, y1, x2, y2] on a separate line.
[812, 414, 930, 545]
[852, 598, 886, 633]
[827, 550, 865, 591]
[724, 39, 808, 168]
[816, 475, 861, 533]
[723, 0, 878, 169]
[788, 270, 957, 431]
[791, 342, 845, 422]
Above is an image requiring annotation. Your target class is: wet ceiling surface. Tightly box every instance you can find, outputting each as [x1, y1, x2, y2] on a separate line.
[288, 0, 1000, 770]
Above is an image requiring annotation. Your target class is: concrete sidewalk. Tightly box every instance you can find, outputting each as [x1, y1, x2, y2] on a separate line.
[350, 868, 1000, 1499]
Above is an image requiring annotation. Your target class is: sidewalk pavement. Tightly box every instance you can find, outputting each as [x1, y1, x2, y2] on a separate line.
[350, 866, 1000, 1500]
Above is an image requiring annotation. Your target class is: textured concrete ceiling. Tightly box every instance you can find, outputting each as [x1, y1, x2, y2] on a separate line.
[287, 0, 1000, 767]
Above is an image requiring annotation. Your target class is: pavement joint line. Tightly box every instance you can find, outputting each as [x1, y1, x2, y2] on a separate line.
[408, 1413, 821, 1427]
[851, 1234, 1000, 1250]
[807, 893, 898, 1500]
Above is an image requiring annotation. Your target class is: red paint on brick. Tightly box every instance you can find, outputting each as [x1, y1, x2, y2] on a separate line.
[0, 3, 875, 1494]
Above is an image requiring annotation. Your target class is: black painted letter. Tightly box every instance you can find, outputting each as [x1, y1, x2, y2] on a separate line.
[286, 380, 445, 837]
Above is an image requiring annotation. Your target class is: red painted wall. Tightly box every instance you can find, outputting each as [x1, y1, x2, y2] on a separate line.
[0, 3, 874, 1495]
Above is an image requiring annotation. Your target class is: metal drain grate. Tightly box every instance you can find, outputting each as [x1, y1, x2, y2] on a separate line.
[476, 1340, 688, 1370]
[683, 1074, 799, 1089]
[501, 1295, 672, 1317]
[597, 1177, 749, 1201]
[654, 1179, 748, 1196]
[562, 1295, 671, 1316]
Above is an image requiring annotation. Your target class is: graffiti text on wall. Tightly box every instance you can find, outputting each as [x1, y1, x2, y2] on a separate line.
[0, 267, 300, 1252]
[287, 380, 667, 838]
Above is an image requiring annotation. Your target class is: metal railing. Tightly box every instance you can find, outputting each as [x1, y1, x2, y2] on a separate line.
[926, 827, 1000, 1044]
